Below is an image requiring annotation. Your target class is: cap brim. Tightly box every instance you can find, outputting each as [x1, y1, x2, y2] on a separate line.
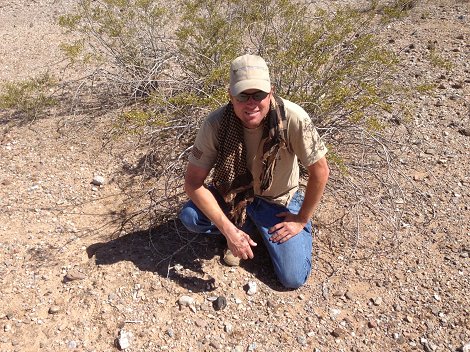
[230, 80, 271, 96]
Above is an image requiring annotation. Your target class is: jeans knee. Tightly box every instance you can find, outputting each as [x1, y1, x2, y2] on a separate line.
[277, 273, 308, 289]
[275, 259, 311, 289]
[178, 206, 198, 232]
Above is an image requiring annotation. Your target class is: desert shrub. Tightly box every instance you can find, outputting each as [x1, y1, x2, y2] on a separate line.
[58, 0, 417, 261]
[0, 73, 58, 121]
[366, 0, 418, 21]
[58, 0, 175, 99]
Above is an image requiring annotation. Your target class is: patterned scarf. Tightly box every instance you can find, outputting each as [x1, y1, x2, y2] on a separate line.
[212, 95, 287, 226]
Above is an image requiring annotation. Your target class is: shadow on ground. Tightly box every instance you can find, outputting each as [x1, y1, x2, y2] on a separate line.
[86, 219, 285, 292]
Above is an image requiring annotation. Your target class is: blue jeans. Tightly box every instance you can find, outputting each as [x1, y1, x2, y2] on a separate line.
[178, 189, 312, 289]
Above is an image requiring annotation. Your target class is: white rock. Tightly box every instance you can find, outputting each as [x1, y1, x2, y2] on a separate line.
[461, 342, 470, 352]
[224, 322, 233, 333]
[118, 329, 133, 350]
[91, 175, 105, 186]
[246, 281, 257, 296]
[178, 295, 195, 307]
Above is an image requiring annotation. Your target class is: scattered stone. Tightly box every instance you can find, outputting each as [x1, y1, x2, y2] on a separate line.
[1, 179, 12, 186]
[166, 328, 174, 338]
[421, 337, 438, 352]
[91, 175, 105, 186]
[266, 300, 277, 309]
[297, 335, 307, 346]
[368, 320, 378, 329]
[4, 324, 12, 332]
[331, 327, 346, 338]
[329, 308, 341, 319]
[451, 82, 463, 89]
[224, 322, 233, 334]
[247, 342, 257, 351]
[458, 128, 470, 137]
[372, 296, 383, 306]
[178, 295, 195, 307]
[209, 340, 222, 349]
[213, 296, 227, 311]
[345, 290, 354, 300]
[405, 315, 413, 323]
[424, 148, 436, 155]
[194, 319, 207, 328]
[246, 281, 257, 296]
[67, 340, 78, 349]
[64, 269, 86, 282]
[413, 171, 428, 181]
[48, 305, 61, 314]
[460, 341, 470, 352]
[118, 329, 132, 350]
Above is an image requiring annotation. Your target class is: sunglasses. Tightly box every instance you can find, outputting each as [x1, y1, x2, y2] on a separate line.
[235, 91, 269, 102]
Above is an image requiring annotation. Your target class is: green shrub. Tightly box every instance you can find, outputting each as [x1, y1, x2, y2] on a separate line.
[0, 73, 57, 120]
[57, 0, 416, 240]
[58, 0, 174, 98]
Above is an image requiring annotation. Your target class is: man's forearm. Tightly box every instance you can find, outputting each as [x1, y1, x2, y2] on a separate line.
[185, 185, 236, 236]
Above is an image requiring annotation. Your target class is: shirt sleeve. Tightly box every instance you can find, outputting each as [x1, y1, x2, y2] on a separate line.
[285, 100, 328, 167]
[188, 110, 221, 169]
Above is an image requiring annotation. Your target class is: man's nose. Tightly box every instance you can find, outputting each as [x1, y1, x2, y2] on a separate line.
[246, 96, 257, 104]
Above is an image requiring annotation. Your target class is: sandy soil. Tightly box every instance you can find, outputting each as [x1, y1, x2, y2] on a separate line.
[0, 1, 469, 352]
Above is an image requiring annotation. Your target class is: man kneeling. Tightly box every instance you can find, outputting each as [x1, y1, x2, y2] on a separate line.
[179, 54, 329, 289]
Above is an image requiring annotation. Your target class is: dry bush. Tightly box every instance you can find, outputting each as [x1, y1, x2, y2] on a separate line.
[53, 0, 421, 266]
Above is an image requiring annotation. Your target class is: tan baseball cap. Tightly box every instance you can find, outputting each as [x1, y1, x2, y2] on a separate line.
[229, 54, 271, 96]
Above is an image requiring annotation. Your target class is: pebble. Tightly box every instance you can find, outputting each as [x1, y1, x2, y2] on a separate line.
[405, 315, 413, 323]
[372, 296, 383, 306]
[224, 322, 233, 333]
[368, 320, 378, 328]
[195, 319, 207, 328]
[246, 281, 257, 296]
[213, 296, 227, 311]
[178, 295, 195, 307]
[64, 269, 86, 282]
[297, 335, 307, 346]
[330, 308, 341, 318]
[67, 340, 77, 349]
[331, 327, 346, 338]
[209, 340, 222, 349]
[48, 305, 61, 314]
[91, 175, 105, 186]
[118, 329, 132, 350]
[4, 324, 12, 332]
[247, 342, 257, 351]
[266, 300, 277, 309]
[458, 128, 470, 136]
[413, 171, 428, 181]
[461, 342, 470, 352]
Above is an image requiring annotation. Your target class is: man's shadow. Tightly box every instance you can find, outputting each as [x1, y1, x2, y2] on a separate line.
[86, 219, 284, 292]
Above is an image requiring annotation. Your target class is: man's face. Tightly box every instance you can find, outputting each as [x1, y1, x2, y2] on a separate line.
[229, 88, 272, 129]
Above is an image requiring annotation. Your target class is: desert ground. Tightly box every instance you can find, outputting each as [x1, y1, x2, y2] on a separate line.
[0, 0, 469, 351]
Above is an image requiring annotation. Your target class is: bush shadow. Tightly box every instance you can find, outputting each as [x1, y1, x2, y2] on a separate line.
[86, 218, 287, 292]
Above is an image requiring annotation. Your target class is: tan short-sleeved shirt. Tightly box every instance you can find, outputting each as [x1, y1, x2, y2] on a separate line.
[189, 98, 328, 206]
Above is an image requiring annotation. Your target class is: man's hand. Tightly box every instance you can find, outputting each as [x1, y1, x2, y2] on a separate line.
[268, 212, 306, 243]
[225, 227, 257, 259]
